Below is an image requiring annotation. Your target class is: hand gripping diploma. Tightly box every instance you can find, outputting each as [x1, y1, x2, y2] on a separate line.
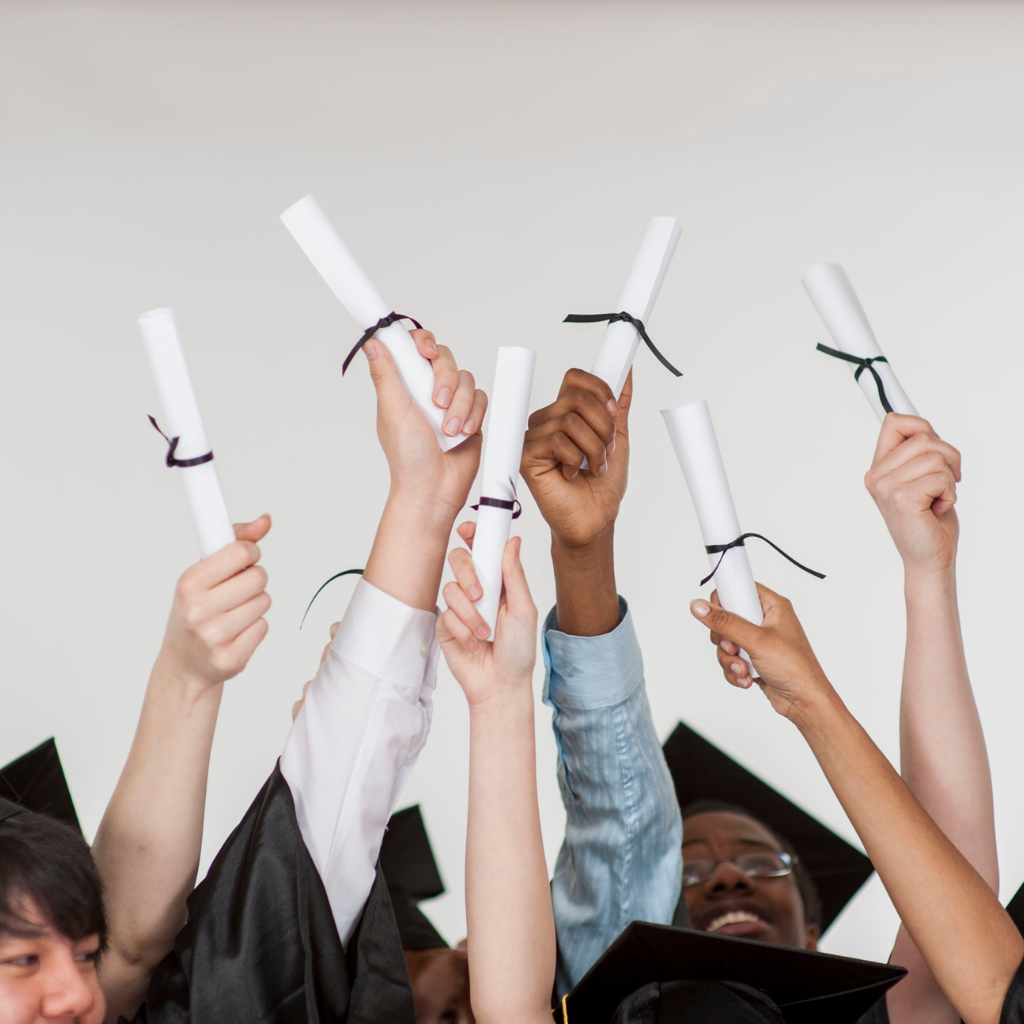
[91, 515, 272, 1021]
[689, 590, 1023, 1024]
[438, 535, 556, 1024]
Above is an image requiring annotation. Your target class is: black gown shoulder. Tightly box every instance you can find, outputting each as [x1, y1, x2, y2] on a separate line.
[127, 762, 416, 1024]
[1000, 955, 1024, 1024]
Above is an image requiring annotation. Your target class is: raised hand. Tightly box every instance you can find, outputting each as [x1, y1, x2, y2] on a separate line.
[158, 515, 272, 689]
[690, 586, 834, 721]
[521, 368, 630, 550]
[365, 329, 487, 519]
[864, 413, 961, 577]
[438, 536, 538, 707]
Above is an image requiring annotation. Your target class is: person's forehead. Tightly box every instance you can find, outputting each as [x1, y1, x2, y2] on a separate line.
[682, 810, 781, 850]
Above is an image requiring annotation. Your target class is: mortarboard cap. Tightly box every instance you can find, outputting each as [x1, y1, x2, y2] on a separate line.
[663, 723, 873, 933]
[380, 804, 447, 950]
[562, 921, 906, 1024]
[1006, 881, 1024, 937]
[0, 739, 80, 833]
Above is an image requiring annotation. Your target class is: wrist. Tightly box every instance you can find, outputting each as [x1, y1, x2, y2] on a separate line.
[149, 653, 225, 709]
[386, 485, 460, 533]
[904, 560, 957, 597]
[467, 682, 535, 722]
[552, 527, 620, 637]
[788, 681, 847, 742]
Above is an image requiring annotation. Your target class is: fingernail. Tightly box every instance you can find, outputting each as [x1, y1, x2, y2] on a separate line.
[731, 662, 744, 675]
[425, 338, 438, 356]
[606, 398, 619, 415]
[475, 625, 490, 639]
[436, 386, 452, 407]
[571, 469, 580, 480]
[719, 640, 731, 653]
[444, 417, 462, 436]
[462, 418, 476, 435]
[469, 585, 483, 600]
[597, 461, 608, 476]
[364, 340, 377, 360]
[607, 438, 616, 455]
[468, 640, 479, 653]
[691, 599, 711, 618]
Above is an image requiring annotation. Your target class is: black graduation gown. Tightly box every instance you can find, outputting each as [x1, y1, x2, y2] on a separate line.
[127, 762, 416, 1024]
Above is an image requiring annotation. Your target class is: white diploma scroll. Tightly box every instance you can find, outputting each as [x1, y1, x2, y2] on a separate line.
[662, 399, 763, 672]
[802, 263, 918, 422]
[471, 347, 537, 634]
[281, 194, 461, 451]
[139, 308, 236, 558]
[590, 216, 682, 398]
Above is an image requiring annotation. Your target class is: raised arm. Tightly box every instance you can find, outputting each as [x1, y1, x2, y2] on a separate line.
[438, 536, 553, 1024]
[691, 589, 1023, 1024]
[518, 369, 682, 992]
[92, 515, 272, 1022]
[280, 330, 487, 948]
[865, 413, 996, 1023]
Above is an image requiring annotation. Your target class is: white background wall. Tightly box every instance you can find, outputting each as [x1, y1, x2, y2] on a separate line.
[2, 0, 1023, 963]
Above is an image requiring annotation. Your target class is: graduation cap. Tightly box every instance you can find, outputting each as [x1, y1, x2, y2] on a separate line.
[380, 804, 448, 950]
[0, 739, 80, 833]
[1006, 881, 1024, 937]
[663, 723, 873, 933]
[561, 921, 906, 1024]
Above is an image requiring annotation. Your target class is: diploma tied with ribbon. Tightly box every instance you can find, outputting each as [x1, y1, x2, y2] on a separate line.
[471, 347, 536, 634]
[662, 399, 824, 675]
[280, 194, 463, 452]
[138, 308, 236, 558]
[803, 263, 918, 423]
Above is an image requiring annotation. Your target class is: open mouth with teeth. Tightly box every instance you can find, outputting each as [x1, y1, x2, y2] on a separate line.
[704, 910, 770, 937]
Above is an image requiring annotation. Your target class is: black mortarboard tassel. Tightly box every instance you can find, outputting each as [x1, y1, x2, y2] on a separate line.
[380, 804, 448, 950]
[562, 922, 905, 1024]
[663, 723, 873, 933]
[0, 738, 81, 834]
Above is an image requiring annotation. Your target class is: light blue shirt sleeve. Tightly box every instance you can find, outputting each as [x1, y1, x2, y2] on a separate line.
[543, 598, 683, 996]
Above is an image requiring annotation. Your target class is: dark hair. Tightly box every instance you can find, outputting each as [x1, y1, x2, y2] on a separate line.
[0, 811, 106, 948]
[682, 799, 822, 930]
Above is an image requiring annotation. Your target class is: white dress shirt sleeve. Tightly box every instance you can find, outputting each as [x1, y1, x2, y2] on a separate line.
[280, 577, 439, 947]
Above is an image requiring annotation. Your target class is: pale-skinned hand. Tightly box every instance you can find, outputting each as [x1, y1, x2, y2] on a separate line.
[520, 368, 630, 550]
[156, 515, 272, 692]
[364, 329, 487, 519]
[291, 621, 339, 721]
[437, 536, 538, 707]
[864, 413, 961, 577]
[690, 584, 835, 721]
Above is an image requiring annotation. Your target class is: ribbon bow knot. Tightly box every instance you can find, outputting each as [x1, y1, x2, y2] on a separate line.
[816, 343, 893, 414]
[702, 532, 825, 587]
[563, 311, 683, 377]
[343, 312, 424, 375]
[148, 415, 214, 468]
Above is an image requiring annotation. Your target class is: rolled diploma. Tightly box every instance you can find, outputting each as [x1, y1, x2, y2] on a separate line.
[591, 216, 682, 398]
[802, 262, 918, 422]
[281, 194, 461, 452]
[138, 308, 236, 558]
[471, 347, 537, 634]
[662, 399, 762, 673]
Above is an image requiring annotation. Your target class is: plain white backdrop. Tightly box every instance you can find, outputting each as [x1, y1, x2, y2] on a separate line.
[2, 0, 1023, 963]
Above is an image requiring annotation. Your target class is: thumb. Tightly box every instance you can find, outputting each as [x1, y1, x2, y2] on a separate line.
[364, 339, 410, 421]
[500, 536, 534, 621]
[690, 598, 763, 655]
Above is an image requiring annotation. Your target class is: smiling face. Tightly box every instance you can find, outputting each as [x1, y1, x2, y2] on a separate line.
[0, 898, 105, 1024]
[682, 811, 820, 950]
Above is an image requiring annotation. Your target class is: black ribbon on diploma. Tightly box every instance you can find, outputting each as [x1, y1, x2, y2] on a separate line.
[471, 477, 523, 520]
[148, 416, 214, 468]
[702, 533, 825, 587]
[563, 311, 683, 377]
[816, 343, 893, 414]
[343, 313, 424, 375]
[300, 568, 365, 629]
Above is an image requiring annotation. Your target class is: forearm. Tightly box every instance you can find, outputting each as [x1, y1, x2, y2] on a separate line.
[466, 692, 555, 1024]
[364, 487, 457, 612]
[794, 689, 1021, 1024]
[93, 659, 222, 1013]
[900, 566, 996, 886]
[552, 527, 619, 636]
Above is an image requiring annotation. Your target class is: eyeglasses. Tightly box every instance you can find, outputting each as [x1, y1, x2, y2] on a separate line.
[682, 850, 795, 887]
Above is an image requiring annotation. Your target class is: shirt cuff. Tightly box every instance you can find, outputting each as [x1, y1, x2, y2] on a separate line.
[542, 597, 645, 710]
[332, 578, 440, 691]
